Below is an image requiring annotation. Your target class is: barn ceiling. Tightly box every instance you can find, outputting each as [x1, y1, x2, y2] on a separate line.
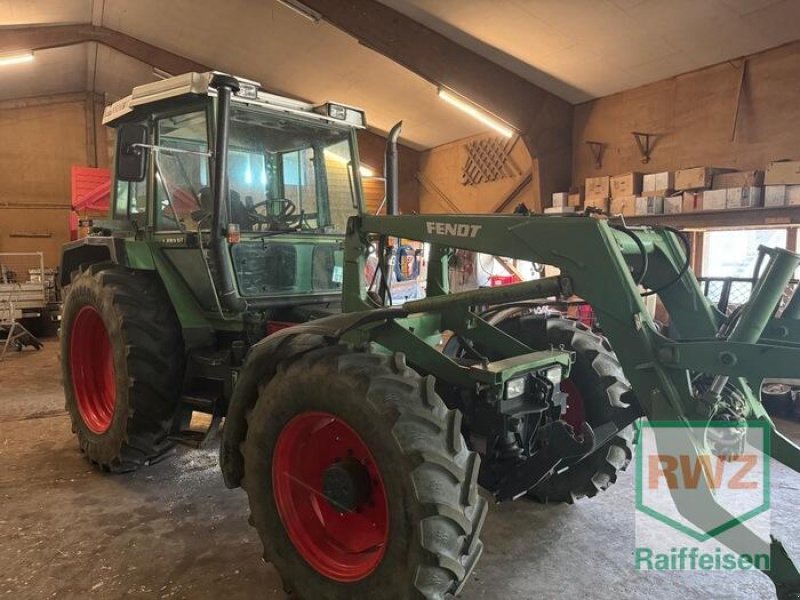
[0, 0, 798, 148]
[378, 0, 800, 103]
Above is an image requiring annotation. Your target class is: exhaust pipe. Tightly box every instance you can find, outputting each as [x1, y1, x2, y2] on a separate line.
[385, 122, 402, 215]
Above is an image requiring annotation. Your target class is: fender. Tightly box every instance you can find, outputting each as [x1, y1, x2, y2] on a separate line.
[220, 307, 407, 489]
[59, 236, 129, 289]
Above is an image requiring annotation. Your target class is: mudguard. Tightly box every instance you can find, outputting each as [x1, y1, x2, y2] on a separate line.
[220, 307, 407, 488]
[59, 236, 128, 288]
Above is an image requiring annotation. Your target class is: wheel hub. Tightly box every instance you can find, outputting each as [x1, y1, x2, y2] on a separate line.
[70, 305, 116, 434]
[322, 458, 372, 512]
[272, 411, 389, 582]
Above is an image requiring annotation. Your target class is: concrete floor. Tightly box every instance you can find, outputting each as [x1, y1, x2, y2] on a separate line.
[1, 341, 798, 599]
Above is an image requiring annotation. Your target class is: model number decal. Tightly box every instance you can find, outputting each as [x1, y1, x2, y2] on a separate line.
[425, 222, 483, 238]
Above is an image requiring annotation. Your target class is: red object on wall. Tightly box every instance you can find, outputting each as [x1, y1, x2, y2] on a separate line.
[70, 166, 111, 239]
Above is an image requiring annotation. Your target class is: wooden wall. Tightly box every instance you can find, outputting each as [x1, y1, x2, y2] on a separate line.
[0, 93, 107, 267]
[417, 133, 534, 214]
[572, 41, 800, 190]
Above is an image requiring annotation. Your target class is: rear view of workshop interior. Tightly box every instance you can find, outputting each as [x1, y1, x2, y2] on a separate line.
[1, 2, 800, 599]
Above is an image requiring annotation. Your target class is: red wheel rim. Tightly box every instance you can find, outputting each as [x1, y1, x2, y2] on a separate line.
[272, 411, 389, 582]
[70, 306, 116, 434]
[561, 379, 587, 432]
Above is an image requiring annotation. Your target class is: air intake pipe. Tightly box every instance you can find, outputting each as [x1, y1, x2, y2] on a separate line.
[209, 73, 247, 312]
[385, 121, 402, 215]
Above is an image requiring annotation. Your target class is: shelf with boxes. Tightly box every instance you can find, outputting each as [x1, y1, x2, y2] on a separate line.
[622, 204, 800, 229]
[547, 160, 800, 224]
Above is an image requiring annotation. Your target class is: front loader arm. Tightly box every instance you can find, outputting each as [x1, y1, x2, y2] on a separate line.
[342, 213, 800, 596]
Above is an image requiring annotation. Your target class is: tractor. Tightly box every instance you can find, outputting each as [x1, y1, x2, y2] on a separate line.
[60, 72, 800, 599]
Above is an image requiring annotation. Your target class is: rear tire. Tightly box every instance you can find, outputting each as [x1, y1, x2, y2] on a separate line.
[61, 267, 184, 472]
[497, 315, 635, 503]
[242, 344, 487, 599]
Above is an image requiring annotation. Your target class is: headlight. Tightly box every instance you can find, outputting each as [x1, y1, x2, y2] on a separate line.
[506, 377, 526, 399]
[544, 366, 562, 385]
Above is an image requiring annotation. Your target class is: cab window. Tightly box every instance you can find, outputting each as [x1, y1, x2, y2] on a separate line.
[154, 110, 210, 231]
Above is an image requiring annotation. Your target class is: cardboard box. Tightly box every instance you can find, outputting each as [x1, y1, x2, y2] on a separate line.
[682, 191, 703, 212]
[585, 176, 610, 203]
[642, 172, 674, 194]
[552, 192, 570, 207]
[611, 172, 642, 198]
[609, 195, 637, 216]
[787, 185, 800, 206]
[635, 196, 663, 215]
[764, 185, 787, 207]
[567, 192, 583, 207]
[703, 189, 728, 210]
[584, 197, 609, 212]
[765, 161, 800, 185]
[544, 206, 578, 214]
[725, 186, 763, 209]
[674, 167, 733, 191]
[664, 196, 682, 214]
[712, 170, 764, 189]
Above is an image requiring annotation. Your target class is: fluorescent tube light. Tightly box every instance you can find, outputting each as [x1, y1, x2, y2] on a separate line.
[438, 88, 514, 138]
[152, 67, 173, 80]
[277, 0, 322, 23]
[0, 52, 34, 67]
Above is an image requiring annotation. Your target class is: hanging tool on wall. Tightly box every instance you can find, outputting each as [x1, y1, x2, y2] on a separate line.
[585, 140, 605, 169]
[632, 131, 658, 164]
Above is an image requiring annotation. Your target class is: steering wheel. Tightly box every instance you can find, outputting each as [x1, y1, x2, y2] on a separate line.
[249, 198, 300, 228]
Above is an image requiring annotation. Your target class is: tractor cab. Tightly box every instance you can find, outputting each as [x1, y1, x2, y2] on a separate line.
[101, 72, 367, 326]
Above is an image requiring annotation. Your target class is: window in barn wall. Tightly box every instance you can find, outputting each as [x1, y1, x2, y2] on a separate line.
[703, 228, 788, 278]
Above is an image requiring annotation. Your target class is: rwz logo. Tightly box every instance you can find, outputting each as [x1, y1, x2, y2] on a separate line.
[425, 221, 483, 238]
[648, 453, 759, 490]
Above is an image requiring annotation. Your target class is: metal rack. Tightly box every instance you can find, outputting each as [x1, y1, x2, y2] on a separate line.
[0, 253, 46, 359]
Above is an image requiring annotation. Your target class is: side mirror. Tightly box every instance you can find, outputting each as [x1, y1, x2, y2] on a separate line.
[116, 124, 148, 182]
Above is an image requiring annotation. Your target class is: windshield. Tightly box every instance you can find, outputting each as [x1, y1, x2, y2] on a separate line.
[227, 105, 361, 234]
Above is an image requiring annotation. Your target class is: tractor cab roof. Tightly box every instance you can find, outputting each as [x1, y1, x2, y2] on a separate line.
[102, 71, 367, 130]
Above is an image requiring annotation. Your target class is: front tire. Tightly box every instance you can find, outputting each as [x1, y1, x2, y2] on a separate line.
[242, 344, 487, 599]
[61, 267, 184, 472]
[497, 315, 635, 503]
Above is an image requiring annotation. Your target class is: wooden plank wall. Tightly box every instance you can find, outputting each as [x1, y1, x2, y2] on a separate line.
[417, 133, 534, 214]
[0, 95, 103, 267]
[572, 41, 800, 188]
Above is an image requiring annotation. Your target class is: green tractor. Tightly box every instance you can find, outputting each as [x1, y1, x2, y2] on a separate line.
[60, 72, 800, 599]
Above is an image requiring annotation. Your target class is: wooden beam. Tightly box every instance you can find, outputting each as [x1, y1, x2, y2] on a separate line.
[491, 171, 533, 213]
[416, 172, 461, 213]
[730, 59, 747, 142]
[692, 231, 705, 276]
[299, 0, 573, 204]
[0, 92, 88, 111]
[787, 227, 798, 252]
[85, 92, 97, 167]
[0, 24, 209, 76]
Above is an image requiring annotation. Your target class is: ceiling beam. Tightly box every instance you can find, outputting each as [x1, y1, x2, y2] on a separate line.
[299, 0, 573, 207]
[0, 24, 209, 76]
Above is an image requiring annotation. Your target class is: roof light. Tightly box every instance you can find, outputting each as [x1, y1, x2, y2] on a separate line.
[152, 67, 172, 80]
[277, 0, 322, 23]
[437, 88, 514, 138]
[0, 51, 34, 67]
